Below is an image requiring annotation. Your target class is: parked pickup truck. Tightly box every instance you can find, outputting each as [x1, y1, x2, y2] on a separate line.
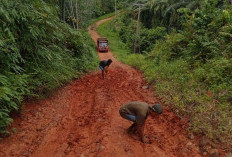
[97, 38, 109, 52]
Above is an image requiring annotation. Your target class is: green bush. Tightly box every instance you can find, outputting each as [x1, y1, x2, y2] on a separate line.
[139, 27, 166, 53]
[126, 54, 147, 69]
[0, 73, 29, 134]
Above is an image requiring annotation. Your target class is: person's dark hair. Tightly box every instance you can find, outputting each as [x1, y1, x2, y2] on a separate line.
[151, 104, 162, 114]
[107, 59, 112, 65]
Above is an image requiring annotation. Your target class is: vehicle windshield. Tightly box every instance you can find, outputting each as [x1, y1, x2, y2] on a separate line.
[99, 42, 108, 47]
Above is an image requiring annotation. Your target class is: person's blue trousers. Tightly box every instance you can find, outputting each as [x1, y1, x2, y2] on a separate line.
[99, 65, 104, 70]
[125, 114, 136, 122]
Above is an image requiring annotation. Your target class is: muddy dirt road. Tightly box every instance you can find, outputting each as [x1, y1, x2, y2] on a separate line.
[0, 17, 202, 157]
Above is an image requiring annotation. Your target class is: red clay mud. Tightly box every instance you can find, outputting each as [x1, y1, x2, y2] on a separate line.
[0, 18, 202, 157]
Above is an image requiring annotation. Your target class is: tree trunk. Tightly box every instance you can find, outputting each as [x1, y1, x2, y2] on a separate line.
[75, 0, 78, 30]
[62, 0, 66, 21]
[115, 0, 117, 17]
[68, 0, 75, 28]
[133, 5, 141, 54]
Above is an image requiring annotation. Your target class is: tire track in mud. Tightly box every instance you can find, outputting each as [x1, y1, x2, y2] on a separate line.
[0, 17, 202, 157]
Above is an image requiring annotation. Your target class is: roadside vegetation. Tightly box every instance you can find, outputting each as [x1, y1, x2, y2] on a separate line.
[97, 0, 232, 146]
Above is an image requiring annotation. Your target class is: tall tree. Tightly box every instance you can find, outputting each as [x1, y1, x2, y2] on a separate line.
[148, 0, 200, 28]
[62, 0, 66, 21]
[75, 0, 78, 29]
[133, 4, 142, 53]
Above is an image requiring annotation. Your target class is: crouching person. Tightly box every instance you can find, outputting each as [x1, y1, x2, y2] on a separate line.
[119, 101, 162, 143]
[99, 59, 112, 79]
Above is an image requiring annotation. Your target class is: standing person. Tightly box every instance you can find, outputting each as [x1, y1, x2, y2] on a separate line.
[119, 101, 162, 143]
[99, 59, 112, 79]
